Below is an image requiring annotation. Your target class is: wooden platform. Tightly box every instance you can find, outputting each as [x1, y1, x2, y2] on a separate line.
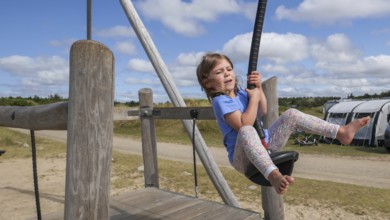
[40, 188, 261, 219]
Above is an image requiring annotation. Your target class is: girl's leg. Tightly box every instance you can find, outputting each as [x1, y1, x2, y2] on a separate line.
[231, 125, 293, 194]
[267, 108, 339, 152]
[231, 126, 277, 179]
[267, 108, 369, 152]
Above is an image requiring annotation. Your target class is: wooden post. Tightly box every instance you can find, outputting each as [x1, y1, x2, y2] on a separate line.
[261, 77, 284, 220]
[139, 88, 159, 187]
[64, 40, 114, 220]
[120, 0, 240, 207]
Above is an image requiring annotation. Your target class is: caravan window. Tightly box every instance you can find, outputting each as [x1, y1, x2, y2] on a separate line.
[355, 112, 374, 118]
[329, 113, 346, 118]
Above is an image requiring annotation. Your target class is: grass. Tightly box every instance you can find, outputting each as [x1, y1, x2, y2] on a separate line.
[1, 125, 390, 218]
[0, 127, 66, 158]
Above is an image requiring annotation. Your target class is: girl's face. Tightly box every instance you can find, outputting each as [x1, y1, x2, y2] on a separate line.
[208, 58, 236, 97]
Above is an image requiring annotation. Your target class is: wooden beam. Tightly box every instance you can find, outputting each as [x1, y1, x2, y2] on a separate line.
[120, 0, 240, 207]
[153, 107, 215, 120]
[0, 102, 67, 130]
[129, 107, 215, 120]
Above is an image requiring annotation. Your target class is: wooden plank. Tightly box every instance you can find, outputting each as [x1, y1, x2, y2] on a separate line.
[111, 188, 260, 219]
[110, 189, 179, 219]
[152, 197, 205, 217]
[130, 196, 197, 220]
[40, 188, 261, 219]
[170, 199, 215, 219]
[112, 189, 172, 208]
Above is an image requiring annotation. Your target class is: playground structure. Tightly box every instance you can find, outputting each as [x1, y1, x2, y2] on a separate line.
[0, 0, 289, 219]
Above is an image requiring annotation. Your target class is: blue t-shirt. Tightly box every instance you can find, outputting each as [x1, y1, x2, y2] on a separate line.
[212, 88, 268, 162]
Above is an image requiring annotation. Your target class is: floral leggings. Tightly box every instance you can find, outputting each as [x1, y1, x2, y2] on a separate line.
[231, 108, 339, 180]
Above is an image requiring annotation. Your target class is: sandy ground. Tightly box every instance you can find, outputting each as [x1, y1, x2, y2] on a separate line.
[1, 129, 390, 219]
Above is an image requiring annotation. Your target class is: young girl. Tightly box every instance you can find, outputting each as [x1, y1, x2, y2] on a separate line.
[196, 52, 370, 195]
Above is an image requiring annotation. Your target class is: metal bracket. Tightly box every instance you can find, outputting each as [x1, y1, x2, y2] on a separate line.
[140, 108, 153, 117]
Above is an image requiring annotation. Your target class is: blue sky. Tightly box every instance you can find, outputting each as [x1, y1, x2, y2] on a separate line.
[1, 0, 389, 103]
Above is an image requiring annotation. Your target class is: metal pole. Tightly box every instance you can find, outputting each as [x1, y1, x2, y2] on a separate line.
[87, 0, 92, 40]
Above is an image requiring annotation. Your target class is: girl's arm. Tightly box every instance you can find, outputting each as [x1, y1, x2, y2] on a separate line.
[250, 71, 267, 117]
[225, 95, 260, 131]
[225, 71, 267, 131]
[257, 85, 267, 117]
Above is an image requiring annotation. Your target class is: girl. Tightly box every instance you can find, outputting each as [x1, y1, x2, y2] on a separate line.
[196, 53, 370, 195]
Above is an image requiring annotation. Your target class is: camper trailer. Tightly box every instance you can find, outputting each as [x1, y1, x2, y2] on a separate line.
[324, 99, 390, 147]
[351, 99, 390, 146]
[325, 100, 365, 125]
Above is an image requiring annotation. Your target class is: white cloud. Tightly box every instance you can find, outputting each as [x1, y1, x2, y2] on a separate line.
[222, 32, 309, 64]
[176, 52, 205, 66]
[170, 65, 197, 86]
[320, 55, 390, 78]
[114, 41, 137, 55]
[222, 32, 252, 62]
[0, 55, 69, 97]
[49, 38, 78, 48]
[136, 0, 241, 36]
[275, 0, 390, 25]
[0, 55, 38, 75]
[0, 55, 68, 80]
[262, 32, 309, 63]
[222, 31, 389, 98]
[239, 1, 259, 21]
[311, 33, 361, 66]
[127, 58, 155, 73]
[125, 77, 156, 85]
[96, 25, 135, 38]
[151, 30, 389, 99]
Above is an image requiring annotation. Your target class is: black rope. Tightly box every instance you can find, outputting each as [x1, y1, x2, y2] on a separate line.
[30, 130, 42, 220]
[190, 109, 199, 198]
[247, 0, 269, 148]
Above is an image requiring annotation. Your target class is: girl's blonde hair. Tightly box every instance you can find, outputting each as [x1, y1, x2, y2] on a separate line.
[196, 53, 239, 102]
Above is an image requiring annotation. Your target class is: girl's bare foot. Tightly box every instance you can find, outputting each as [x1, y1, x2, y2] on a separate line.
[268, 169, 294, 195]
[337, 116, 370, 145]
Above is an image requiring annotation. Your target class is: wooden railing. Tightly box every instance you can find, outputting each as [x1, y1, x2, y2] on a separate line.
[0, 102, 68, 130]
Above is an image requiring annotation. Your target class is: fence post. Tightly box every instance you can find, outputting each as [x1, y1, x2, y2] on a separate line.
[261, 76, 284, 219]
[139, 88, 159, 187]
[64, 40, 114, 220]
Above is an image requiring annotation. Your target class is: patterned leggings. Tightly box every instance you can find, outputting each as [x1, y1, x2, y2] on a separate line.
[231, 108, 339, 179]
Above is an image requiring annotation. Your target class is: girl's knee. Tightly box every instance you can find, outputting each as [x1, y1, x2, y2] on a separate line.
[238, 125, 256, 135]
[284, 108, 299, 115]
[281, 108, 302, 120]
